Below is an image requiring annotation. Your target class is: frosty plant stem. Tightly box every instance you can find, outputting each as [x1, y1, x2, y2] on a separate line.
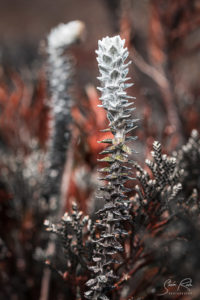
[45, 21, 85, 213]
[85, 36, 137, 299]
[40, 21, 85, 300]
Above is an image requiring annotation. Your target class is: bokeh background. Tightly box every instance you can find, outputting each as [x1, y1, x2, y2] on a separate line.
[0, 0, 200, 299]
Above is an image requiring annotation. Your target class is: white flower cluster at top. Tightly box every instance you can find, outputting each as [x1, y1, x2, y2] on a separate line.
[48, 20, 85, 51]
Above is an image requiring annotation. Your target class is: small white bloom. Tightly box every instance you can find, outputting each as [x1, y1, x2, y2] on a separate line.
[48, 20, 85, 50]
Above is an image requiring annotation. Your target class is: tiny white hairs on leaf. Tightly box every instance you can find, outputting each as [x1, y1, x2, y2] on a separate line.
[97, 35, 126, 55]
[96, 35, 134, 119]
[48, 20, 85, 50]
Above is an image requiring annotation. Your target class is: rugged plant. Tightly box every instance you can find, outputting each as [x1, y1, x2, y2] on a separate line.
[174, 129, 200, 194]
[44, 201, 90, 272]
[133, 140, 183, 215]
[85, 35, 138, 300]
[44, 34, 200, 300]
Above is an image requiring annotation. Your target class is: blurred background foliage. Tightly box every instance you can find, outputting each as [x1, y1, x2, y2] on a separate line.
[0, 0, 200, 299]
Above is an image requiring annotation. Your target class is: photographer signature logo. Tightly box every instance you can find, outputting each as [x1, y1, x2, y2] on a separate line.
[157, 278, 193, 296]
